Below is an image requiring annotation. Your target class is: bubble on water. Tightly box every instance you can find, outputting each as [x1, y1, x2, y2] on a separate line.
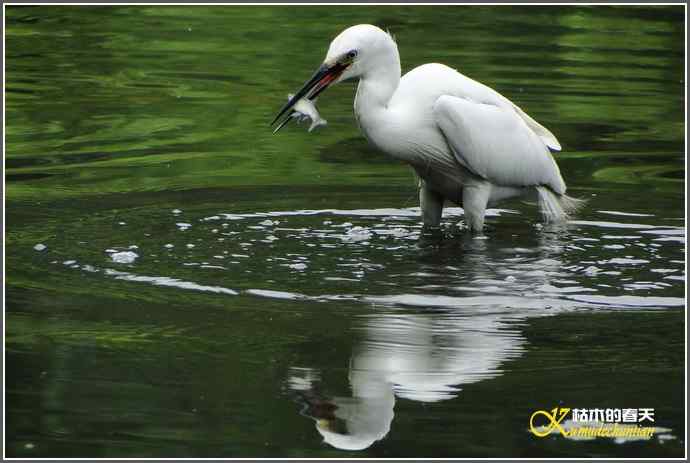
[186, 244, 195, 249]
[33, 243, 47, 251]
[343, 226, 372, 242]
[164, 244, 174, 249]
[63, 260, 77, 266]
[118, 221, 126, 225]
[289, 263, 308, 271]
[390, 228, 409, 238]
[259, 219, 279, 226]
[111, 251, 139, 264]
[176, 222, 192, 230]
[583, 266, 600, 276]
[172, 209, 182, 214]
[128, 245, 139, 249]
[105, 249, 118, 253]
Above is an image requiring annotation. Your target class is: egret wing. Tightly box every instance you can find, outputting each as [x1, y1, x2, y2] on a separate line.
[433, 95, 566, 194]
[511, 103, 561, 151]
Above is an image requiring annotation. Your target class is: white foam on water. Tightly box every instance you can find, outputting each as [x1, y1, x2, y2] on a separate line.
[601, 258, 650, 265]
[597, 210, 655, 217]
[203, 207, 517, 222]
[603, 244, 626, 250]
[342, 226, 373, 242]
[288, 263, 308, 271]
[571, 220, 656, 230]
[564, 294, 684, 308]
[364, 293, 579, 312]
[105, 269, 238, 295]
[653, 237, 685, 243]
[110, 251, 139, 264]
[247, 289, 306, 300]
[640, 228, 685, 236]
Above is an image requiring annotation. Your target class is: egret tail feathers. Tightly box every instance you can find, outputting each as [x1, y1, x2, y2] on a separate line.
[535, 186, 586, 223]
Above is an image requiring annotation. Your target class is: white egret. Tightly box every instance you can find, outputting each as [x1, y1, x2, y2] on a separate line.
[272, 24, 582, 232]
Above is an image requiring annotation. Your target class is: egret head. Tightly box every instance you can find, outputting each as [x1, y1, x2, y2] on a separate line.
[324, 24, 397, 83]
[271, 24, 398, 129]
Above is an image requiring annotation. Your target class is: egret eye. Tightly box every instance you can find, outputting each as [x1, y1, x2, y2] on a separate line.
[346, 50, 358, 60]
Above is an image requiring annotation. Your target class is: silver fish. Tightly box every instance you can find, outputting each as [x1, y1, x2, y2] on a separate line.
[272, 94, 327, 134]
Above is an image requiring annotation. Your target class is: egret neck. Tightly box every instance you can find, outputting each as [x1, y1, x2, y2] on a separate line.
[353, 46, 401, 138]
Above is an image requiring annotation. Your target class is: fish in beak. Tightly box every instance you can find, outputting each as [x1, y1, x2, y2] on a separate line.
[270, 61, 349, 132]
[272, 94, 327, 134]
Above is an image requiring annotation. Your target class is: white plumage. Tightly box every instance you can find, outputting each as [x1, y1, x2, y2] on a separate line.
[273, 24, 582, 231]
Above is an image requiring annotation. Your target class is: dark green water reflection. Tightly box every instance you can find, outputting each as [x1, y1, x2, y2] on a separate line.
[4, 5, 685, 458]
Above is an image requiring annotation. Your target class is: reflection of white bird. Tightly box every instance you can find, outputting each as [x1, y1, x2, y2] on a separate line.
[285, 234, 570, 451]
[287, 312, 525, 451]
[272, 24, 582, 232]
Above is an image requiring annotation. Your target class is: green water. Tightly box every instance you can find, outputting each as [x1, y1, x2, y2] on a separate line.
[4, 5, 685, 458]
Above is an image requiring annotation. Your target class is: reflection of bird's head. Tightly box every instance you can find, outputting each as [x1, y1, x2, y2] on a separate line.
[316, 419, 382, 451]
[297, 393, 394, 451]
[288, 368, 395, 451]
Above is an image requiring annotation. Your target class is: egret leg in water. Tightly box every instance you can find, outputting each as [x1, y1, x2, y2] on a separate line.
[272, 24, 583, 233]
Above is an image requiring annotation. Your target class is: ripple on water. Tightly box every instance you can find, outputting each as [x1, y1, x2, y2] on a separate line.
[44, 206, 684, 313]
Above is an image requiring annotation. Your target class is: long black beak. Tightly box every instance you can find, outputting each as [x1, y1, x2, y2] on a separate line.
[271, 62, 346, 131]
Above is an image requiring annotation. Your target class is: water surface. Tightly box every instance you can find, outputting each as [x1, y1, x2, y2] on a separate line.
[4, 5, 685, 458]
